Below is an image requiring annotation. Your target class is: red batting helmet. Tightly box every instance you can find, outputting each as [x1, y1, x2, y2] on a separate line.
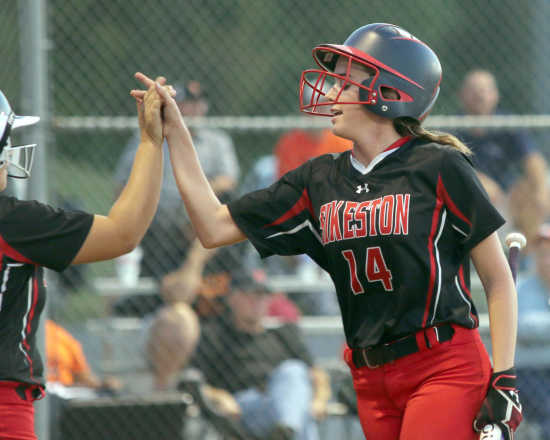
[300, 23, 442, 122]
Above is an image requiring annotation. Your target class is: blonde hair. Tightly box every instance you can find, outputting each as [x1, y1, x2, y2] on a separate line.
[393, 117, 472, 156]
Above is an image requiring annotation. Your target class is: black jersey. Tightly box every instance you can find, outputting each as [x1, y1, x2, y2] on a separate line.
[228, 137, 505, 348]
[0, 196, 93, 385]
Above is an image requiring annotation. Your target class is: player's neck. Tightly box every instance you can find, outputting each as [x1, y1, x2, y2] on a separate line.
[352, 129, 401, 167]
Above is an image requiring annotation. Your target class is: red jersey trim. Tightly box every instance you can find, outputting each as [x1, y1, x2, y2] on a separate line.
[263, 188, 315, 228]
[383, 136, 412, 153]
[422, 176, 446, 327]
[437, 177, 472, 227]
[0, 234, 34, 264]
[458, 265, 478, 327]
[19, 275, 38, 382]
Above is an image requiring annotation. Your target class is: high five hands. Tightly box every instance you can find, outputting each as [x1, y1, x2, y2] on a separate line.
[130, 72, 184, 141]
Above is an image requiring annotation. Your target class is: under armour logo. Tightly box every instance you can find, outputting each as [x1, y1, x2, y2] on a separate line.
[356, 183, 370, 194]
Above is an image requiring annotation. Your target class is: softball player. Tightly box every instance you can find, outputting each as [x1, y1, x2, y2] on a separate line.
[0, 74, 165, 440]
[138, 23, 522, 440]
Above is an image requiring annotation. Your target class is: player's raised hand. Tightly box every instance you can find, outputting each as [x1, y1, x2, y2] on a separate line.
[153, 79, 188, 137]
[132, 72, 166, 147]
[131, 72, 183, 138]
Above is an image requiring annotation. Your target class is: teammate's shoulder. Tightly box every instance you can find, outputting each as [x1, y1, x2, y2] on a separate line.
[0, 195, 26, 216]
[0, 196, 68, 223]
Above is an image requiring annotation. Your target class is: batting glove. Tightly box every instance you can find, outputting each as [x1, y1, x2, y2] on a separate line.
[473, 367, 522, 440]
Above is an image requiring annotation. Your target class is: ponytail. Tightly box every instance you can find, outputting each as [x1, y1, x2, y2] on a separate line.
[394, 117, 472, 156]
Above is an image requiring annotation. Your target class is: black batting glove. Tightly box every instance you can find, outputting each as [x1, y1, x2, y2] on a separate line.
[473, 367, 522, 440]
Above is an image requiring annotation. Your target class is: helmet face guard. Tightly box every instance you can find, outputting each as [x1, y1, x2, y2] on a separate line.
[0, 91, 39, 179]
[300, 49, 381, 117]
[0, 143, 36, 179]
[299, 23, 442, 122]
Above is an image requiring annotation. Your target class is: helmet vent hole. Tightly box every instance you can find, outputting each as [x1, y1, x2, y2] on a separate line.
[381, 86, 400, 101]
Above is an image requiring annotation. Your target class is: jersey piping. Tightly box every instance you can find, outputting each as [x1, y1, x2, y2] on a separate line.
[350, 136, 412, 175]
[423, 178, 446, 327]
[428, 209, 447, 326]
[457, 265, 478, 327]
[266, 219, 322, 243]
[263, 188, 314, 228]
[0, 234, 34, 264]
[424, 174, 478, 327]
[0, 264, 23, 311]
[19, 276, 37, 380]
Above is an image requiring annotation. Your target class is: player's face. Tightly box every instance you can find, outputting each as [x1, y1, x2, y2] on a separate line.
[326, 58, 376, 140]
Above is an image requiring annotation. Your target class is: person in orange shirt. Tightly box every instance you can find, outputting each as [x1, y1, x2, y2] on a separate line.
[275, 128, 351, 179]
[46, 319, 120, 390]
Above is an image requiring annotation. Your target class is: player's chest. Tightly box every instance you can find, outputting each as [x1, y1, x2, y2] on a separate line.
[311, 171, 436, 246]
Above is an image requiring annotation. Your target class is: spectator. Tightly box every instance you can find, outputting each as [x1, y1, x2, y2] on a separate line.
[147, 239, 300, 387]
[114, 80, 240, 280]
[515, 223, 550, 438]
[456, 69, 550, 252]
[275, 128, 351, 180]
[46, 319, 121, 392]
[517, 223, 550, 313]
[191, 269, 331, 440]
[146, 303, 201, 391]
[160, 237, 299, 322]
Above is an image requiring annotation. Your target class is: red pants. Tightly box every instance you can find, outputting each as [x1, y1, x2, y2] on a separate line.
[344, 325, 491, 440]
[0, 382, 43, 440]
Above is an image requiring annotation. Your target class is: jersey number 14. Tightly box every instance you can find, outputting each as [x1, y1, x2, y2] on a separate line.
[342, 247, 393, 294]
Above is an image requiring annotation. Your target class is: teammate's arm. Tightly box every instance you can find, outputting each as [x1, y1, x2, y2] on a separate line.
[152, 78, 246, 249]
[72, 74, 165, 264]
[470, 231, 517, 372]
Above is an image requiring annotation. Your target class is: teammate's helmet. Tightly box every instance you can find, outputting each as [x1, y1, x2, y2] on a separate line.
[0, 90, 39, 179]
[300, 23, 442, 122]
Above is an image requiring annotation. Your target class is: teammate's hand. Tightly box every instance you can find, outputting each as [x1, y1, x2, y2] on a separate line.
[473, 367, 522, 440]
[132, 73, 166, 147]
[131, 72, 184, 138]
[153, 79, 189, 137]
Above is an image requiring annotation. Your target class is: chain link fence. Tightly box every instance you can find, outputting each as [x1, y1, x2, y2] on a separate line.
[4, 0, 550, 438]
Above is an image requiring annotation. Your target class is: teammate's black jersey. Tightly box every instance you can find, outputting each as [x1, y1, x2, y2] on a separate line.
[0, 196, 93, 386]
[228, 137, 505, 348]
